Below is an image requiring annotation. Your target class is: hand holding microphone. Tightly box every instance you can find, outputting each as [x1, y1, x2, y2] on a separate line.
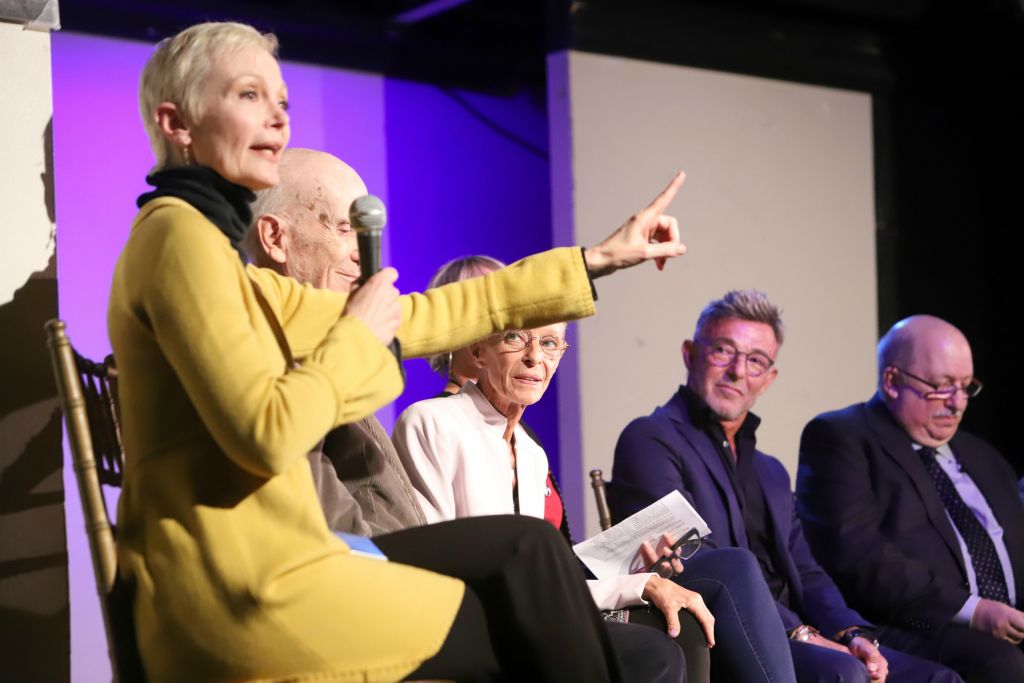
[345, 195, 405, 379]
[341, 267, 401, 346]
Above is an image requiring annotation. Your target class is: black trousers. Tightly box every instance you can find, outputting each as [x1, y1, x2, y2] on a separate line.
[628, 603, 709, 683]
[373, 515, 625, 683]
[607, 620, 687, 683]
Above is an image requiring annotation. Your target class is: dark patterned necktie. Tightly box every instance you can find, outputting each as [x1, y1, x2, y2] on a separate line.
[917, 447, 1010, 603]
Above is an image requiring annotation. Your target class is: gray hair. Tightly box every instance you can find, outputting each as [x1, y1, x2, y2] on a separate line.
[139, 22, 278, 171]
[426, 255, 506, 375]
[250, 182, 290, 222]
[694, 289, 785, 346]
[242, 181, 290, 266]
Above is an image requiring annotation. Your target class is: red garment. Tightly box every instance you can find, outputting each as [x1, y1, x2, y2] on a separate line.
[543, 472, 564, 530]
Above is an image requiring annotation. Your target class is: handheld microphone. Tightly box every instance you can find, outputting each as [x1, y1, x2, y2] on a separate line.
[350, 194, 386, 285]
[349, 195, 404, 380]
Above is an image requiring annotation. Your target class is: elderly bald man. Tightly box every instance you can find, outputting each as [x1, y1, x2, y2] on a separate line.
[244, 148, 424, 535]
[797, 315, 1024, 682]
[244, 148, 695, 683]
[245, 148, 365, 294]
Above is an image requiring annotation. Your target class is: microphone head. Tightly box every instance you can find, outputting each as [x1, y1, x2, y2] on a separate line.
[349, 194, 387, 232]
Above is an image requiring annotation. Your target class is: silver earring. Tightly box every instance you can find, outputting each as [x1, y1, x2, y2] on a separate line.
[182, 145, 192, 165]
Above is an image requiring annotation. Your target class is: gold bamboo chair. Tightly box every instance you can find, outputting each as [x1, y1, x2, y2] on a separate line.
[45, 319, 143, 682]
[590, 468, 614, 531]
[46, 320, 452, 682]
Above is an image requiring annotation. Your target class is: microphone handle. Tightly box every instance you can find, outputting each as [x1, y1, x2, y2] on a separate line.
[356, 228, 382, 285]
[355, 227, 405, 383]
[389, 338, 404, 379]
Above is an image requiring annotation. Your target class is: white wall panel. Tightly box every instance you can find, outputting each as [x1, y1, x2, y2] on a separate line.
[549, 50, 878, 537]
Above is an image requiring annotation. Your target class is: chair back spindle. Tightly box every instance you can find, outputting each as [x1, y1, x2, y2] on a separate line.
[589, 469, 613, 531]
[45, 319, 142, 682]
[46, 320, 119, 593]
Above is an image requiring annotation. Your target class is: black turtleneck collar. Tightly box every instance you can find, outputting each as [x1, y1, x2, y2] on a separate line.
[678, 384, 762, 437]
[137, 165, 256, 262]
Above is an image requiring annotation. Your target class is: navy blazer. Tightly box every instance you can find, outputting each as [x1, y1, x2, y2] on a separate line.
[796, 395, 1024, 634]
[610, 387, 866, 636]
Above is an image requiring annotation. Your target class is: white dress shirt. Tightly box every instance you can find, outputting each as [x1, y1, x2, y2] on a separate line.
[393, 382, 651, 610]
[915, 443, 1017, 623]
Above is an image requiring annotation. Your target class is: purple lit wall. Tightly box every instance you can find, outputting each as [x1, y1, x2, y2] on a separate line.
[52, 31, 559, 680]
[51, 35, 390, 360]
[384, 80, 561, 474]
[52, 33, 155, 361]
[52, 33, 163, 683]
[52, 33, 390, 682]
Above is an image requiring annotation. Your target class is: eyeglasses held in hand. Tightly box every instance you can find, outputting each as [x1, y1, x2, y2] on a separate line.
[647, 528, 702, 579]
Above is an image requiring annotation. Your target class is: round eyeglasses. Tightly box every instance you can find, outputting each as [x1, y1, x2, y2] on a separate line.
[695, 338, 775, 377]
[891, 366, 983, 400]
[494, 330, 570, 359]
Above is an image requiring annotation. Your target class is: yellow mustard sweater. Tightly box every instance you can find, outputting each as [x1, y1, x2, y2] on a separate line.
[106, 197, 595, 682]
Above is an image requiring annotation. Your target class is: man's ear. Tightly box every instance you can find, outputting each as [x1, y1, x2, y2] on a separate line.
[682, 339, 695, 372]
[256, 214, 288, 266]
[754, 366, 779, 399]
[880, 366, 900, 400]
[154, 102, 192, 149]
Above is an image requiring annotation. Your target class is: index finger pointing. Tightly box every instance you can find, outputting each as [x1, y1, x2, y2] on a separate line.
[646, 170, 687, 215]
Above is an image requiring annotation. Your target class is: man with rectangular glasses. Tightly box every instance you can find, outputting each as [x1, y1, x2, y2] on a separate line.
[797, 315, 1024, 682]
[610, 291, 957, 682]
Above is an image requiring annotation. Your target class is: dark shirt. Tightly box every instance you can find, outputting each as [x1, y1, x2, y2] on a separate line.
[679, 385, 793, 609]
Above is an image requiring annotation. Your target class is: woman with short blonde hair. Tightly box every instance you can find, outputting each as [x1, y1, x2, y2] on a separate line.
[138, 22, 278, 170]
[111, 19, 692, 682]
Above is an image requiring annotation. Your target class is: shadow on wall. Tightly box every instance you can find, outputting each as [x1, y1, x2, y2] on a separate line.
[0, 116, 69, 683]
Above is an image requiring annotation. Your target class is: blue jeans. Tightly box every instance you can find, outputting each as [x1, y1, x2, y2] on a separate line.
[678, 547, 797, 683]
[790, 640, 963, 683]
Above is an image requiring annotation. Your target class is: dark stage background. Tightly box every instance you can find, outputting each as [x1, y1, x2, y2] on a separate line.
[60, 0, 1024, 474]
[7, 1, 1021, 680]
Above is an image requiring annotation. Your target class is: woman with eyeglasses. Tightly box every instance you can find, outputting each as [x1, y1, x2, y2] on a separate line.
[396, 260, 799, 682]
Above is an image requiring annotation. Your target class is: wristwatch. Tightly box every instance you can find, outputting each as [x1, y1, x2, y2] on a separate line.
[835, 626, 880, 648]
[788, 624, 820, 642]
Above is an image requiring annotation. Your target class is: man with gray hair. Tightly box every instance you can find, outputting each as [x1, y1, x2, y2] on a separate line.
[797, 315, 1024, 682]
[611, 291, 960, 682]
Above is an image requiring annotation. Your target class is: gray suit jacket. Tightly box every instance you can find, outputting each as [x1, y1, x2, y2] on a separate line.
[308, 415, 427, 536]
